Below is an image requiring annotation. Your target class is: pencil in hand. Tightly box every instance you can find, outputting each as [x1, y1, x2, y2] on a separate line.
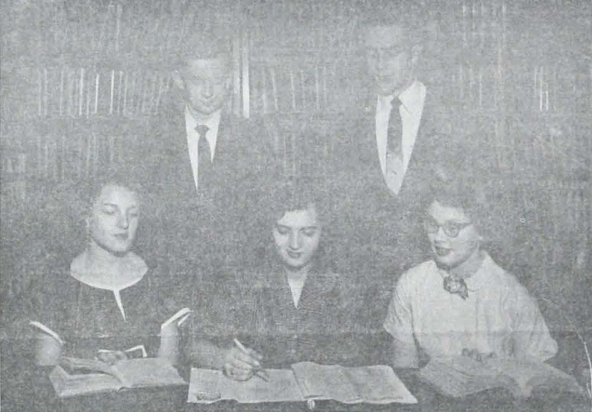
[233, 338, 270, 382]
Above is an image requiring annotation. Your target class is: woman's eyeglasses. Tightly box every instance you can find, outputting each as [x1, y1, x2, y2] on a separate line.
[423, 218, 472, 238]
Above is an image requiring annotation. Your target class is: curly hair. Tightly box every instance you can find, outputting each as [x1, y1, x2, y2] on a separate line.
[424, 163, 507, 245]
[255, 175, 337, 272]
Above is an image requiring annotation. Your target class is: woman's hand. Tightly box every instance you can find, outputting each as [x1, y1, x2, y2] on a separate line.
[158, 323, 180, 365]
[223, 346, 263, 381]
[34, 333, 62, 366]
[96, 350, 128, 365]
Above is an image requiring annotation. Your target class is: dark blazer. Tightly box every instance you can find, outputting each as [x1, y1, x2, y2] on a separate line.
[136, 101, 276, 282]
[190, 262, 366, 368]
[330, 87, 459, 331]
[334, 89, 456, 261]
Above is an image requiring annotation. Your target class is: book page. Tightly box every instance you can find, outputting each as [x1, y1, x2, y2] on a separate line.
[49, 365, 122, 398]
[291, 362, 417, 404]
[342, 365, 418, 404]
[418, 358, 510, 398]
[187, 368, 303, 404]
[114, 358, 186, 388]
[60, 356, 114, 375]
[483, 358, 585, 397]
[292, 363, 360, 403]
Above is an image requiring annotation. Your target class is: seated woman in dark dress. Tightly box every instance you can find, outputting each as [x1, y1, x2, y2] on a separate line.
[184, 177, 364, 381]
[27, 170, 180, 366]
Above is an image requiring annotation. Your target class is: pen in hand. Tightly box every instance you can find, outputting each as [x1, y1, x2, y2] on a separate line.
[233, 338, 270, 382]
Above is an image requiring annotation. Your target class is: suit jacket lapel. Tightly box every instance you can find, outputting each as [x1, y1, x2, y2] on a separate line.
[355, 95, 386, 185]
[400, 89, 438, 195]
[178, 111, 199, 197]
[209, 111, 238, 187]
[297, 269, 337, 318]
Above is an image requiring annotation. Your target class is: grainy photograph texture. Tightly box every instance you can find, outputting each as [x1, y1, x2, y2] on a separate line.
[0, 1, 591, 412]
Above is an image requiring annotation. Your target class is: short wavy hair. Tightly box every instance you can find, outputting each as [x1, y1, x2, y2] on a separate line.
[263, 174, 333, 227]
[37, 165, 148, 256]
[256, 175, 337, 271]
[424, 164, 506, 244]
[176, 31, 232, 69]
[359, 1, 427, 46]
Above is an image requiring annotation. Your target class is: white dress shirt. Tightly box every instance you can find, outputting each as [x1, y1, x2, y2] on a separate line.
[375, 80, 427, 191]
[185, 107, 221, 189]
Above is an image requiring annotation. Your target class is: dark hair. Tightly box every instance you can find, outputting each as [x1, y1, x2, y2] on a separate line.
[266, 176, 330, 225]
[176, 32, 232, 68]
[256, 175, 337, 272]
[359, 1, 426, 45]
[39, 166, 147, 257]
[424, 163, 504, 243]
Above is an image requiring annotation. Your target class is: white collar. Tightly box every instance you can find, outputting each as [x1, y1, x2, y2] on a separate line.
[436, 252, 496, 291]
[69, 253, 147, 292]
[184, 107, 222, 135]
[377, 80, 424, 113]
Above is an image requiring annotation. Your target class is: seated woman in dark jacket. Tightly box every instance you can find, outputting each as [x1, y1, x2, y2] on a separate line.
[185, 176, 364, 381]
[24, 169, 180, 366]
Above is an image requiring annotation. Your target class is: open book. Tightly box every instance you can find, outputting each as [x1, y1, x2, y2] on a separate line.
[418, 356, 585, 399]
[188, 362, 417, 404]
[50, 357, 186, 398]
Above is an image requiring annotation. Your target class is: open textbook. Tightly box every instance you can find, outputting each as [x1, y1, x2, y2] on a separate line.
[418, 356, 585, 399]
[50, 356, 186, 397]
[30, 310, 191, 398]
[188, 362, 417, 405]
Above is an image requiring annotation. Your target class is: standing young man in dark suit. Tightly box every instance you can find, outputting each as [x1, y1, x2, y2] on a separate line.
[331, 5, 461, 356]
[334, 5, 459, 270]
[140, 33, 273, 285]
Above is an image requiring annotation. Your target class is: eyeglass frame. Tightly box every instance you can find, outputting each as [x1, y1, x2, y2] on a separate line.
[422, 217, 473, 238]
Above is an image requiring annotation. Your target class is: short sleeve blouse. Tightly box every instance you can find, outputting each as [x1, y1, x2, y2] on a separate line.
[27, 257, 163, 358]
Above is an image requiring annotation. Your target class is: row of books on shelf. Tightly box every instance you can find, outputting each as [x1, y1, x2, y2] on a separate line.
[456, 0, 506, 51]
[522, 189, 590, 238]
[446, 61, 590, 113]
[1, 132, 128, 184]
[6, 0, 234, 62]
[249, 62, 589, 115]
[249, 63, 356, 115]
[246, 1, 358, 53]
[5, 0, 530, 64]
[5, 67, 173, 119]
[5, 58, 588, 120]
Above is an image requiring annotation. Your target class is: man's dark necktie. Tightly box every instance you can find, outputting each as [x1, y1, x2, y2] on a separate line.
[196, 124, 212, 191]
[385, 97, 404, 194]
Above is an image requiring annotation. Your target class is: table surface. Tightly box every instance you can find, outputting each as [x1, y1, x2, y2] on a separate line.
[1, 339, 589, 412]
[44, 369, 591, 412]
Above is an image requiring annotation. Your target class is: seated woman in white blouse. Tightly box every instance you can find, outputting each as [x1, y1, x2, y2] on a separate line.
[384, 174, 558, 368]
[28, 169, 180, 366]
